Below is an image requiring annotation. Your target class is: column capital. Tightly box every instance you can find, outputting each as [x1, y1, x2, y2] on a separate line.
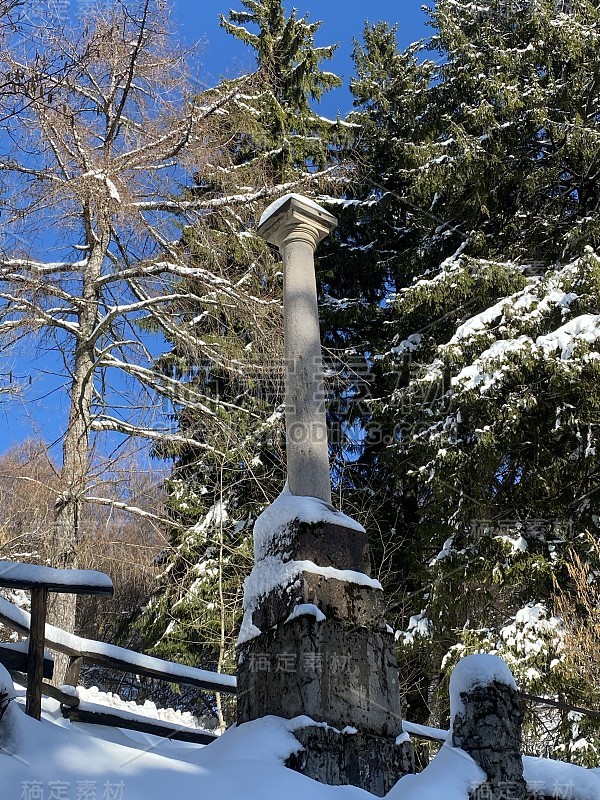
[258, 193, 337, 251]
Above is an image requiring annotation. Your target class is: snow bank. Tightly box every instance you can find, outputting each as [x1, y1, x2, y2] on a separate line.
[387, 741, 485, 800]
[1, 707, 373, 800]
[393, 725, 600, 800]
[0, 665, 22, 757]
[3, 676, 600, 800]
[450, 654, 517, 727]
[0, 663, 16, 694]
[524, 755, 600, 800]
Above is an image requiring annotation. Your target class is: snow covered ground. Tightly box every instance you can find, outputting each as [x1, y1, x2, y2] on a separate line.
[2, 663, 600, 800]
[1, 668, 371, 800]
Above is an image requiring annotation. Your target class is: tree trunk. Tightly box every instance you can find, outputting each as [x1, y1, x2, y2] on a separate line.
[48, 214, 108, 684]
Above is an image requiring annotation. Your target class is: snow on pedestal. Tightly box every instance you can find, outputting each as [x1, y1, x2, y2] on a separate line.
[450, 653, 517, 729]
[253, 484, 365, 561]
[258, 193, 330, 228]
[239, 485, 379, 646]
[388, 739, 486, 800]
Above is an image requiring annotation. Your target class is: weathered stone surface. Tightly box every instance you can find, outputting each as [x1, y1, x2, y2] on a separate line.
[288, 726, 414, 797]
[237, 615, 402, 737]
[251, 570, 386, 633]
[452, 679, 528, 800]
[262, 518, 370, 574]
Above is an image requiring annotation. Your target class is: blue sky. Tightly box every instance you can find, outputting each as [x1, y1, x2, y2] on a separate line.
[0, 1, 430, 456]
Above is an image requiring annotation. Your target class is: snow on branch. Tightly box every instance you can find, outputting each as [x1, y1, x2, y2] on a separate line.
[97, 354, 261, 420]
[84, 495, 178, 529]
[133, 169, 338, 212]
[90, 416, 226, 456]
[0, 258, 89, 276]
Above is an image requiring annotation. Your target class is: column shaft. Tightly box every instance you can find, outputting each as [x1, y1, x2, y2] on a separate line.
[282, 236, 330, 504]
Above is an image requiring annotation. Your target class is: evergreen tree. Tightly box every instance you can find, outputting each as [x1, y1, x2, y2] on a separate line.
[219, 0, 342, 180]
[311, 24, 436, 618]
[330, 0, 600, 755]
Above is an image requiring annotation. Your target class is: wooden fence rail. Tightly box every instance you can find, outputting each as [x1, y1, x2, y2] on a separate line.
[0, 582, 235, 746]
[0, 595, 236, 695]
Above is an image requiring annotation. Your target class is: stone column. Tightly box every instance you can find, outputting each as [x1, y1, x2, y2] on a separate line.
[236, 195, 413, 796]
[257, 194, 334, 504]
[450, 655, 528, 800]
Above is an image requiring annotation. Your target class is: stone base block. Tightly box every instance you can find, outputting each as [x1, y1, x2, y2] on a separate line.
[287, 725, 413, 797]
[237, 615, 402, 736]
[452, 661, 528, 800]
[252, 569, 387, 633]
[260, 518, 370, 573]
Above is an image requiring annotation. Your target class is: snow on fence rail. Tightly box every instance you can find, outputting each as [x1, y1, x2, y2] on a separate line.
[0, 595, 237, 695]
[402, 720, 448, 743]
[0, 561, 114, 594]
[0, 561, 114, 719]
[402, 698, 600, 746]
[0, 590, 235, 744]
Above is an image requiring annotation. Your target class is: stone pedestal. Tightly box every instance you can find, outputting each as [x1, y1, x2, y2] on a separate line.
[237, 516, 413, 796]
[238, 614, 402, 736]
[289, 727, 413, 797]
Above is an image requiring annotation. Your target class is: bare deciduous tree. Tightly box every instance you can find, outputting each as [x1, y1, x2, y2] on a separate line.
[0, 438, 58, 558]
[0, 0, 285, 677]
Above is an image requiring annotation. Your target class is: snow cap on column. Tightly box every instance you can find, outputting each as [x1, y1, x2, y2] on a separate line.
[450, 653, 517, 727]
[258, 193, 337, 248]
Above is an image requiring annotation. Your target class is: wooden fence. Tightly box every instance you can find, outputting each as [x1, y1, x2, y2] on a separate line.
[0, 589, 235, 745]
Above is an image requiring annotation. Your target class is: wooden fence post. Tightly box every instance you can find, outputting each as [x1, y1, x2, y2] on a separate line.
[25, 588, 49, 720]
